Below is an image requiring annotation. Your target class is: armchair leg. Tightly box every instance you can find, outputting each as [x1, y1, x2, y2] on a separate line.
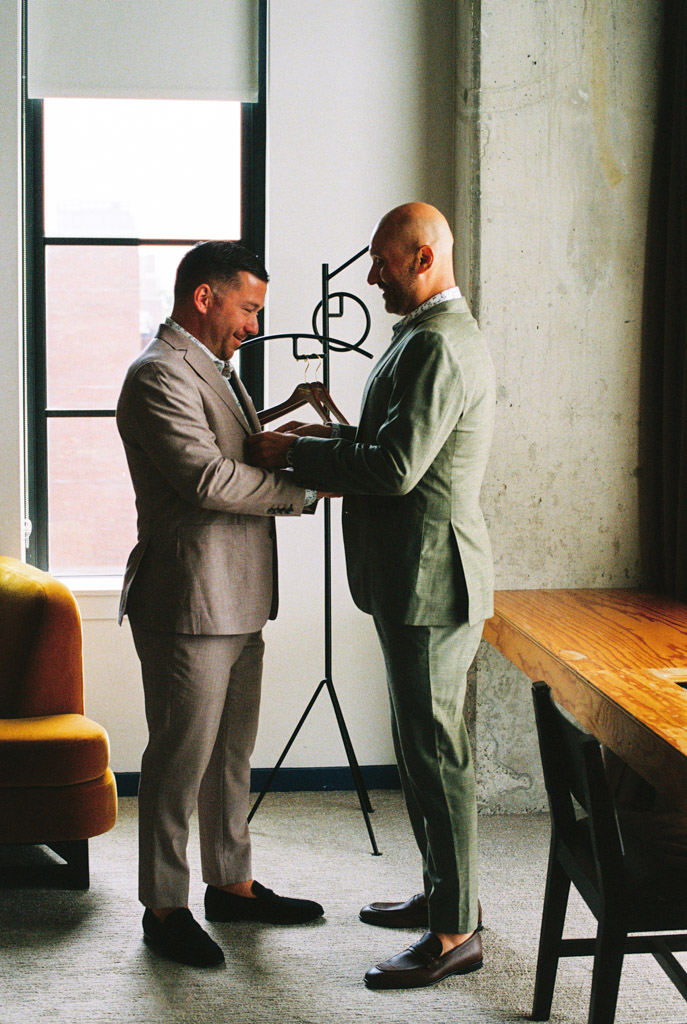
[0, 839, 90, 889]
[532, 853, 571, 1020]
[47, 840, 90, 889]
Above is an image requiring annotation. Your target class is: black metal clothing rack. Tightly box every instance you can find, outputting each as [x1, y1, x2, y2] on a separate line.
[241, 246, 381, 856]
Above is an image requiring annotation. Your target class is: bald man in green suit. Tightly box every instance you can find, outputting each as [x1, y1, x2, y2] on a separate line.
[248, 203, 495, 989]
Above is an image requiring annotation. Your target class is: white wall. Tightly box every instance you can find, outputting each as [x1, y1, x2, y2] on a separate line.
[256, 0, 457, 771]
[0, 0, 24, 559]
[67, 0, 458, 773]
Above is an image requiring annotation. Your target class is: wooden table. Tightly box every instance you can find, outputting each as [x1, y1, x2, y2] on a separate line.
[483, 589, 687, 809]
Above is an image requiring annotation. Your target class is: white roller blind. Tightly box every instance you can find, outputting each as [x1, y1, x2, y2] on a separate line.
[28, 0, 259, 101]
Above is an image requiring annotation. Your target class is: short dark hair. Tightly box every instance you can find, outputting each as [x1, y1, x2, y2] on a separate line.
[174, 241, 269, 301]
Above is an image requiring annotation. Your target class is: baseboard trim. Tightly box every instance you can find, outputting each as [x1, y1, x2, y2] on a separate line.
[250, 765, 401, 792]
[114, 765, 400, 798]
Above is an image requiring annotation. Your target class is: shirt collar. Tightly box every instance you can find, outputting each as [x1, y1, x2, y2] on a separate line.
[165, 317, 233, 376]
[391, 286, 462, 335]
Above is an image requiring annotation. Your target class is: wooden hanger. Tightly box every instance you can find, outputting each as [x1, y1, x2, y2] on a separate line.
[307, 382, 349, 425]
[257, 382, 330, 425]
[257, 351, 350, 427]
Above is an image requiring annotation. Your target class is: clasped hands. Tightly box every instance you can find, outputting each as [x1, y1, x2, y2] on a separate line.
[246, 421, 341, 500]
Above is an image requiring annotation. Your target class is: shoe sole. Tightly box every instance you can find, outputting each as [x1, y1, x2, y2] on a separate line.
[143, 933, 225, 968]
[205, 902, 324, 926]
[205, 921, 323, 929]
[359, 912, 429, 929]
[205, 914, 323, 925]
[364, 959, 483, 990]
[359, 913, 484, 933]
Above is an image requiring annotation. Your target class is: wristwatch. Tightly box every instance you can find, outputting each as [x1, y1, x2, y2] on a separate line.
[285, 443, 296, 467]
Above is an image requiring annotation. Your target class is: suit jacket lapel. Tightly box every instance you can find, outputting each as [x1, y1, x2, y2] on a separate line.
[358, 331, 405, 411]
[229, 367, 262, 432]
[157, 323, 255, 434]
[358, 298, 471, 418]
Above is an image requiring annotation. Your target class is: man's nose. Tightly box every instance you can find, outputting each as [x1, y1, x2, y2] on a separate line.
[367, 263, 379, 285]
[247, 314, 259, 335]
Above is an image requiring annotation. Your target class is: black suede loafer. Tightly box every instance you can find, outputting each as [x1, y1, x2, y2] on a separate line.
[364, 930, 483, 989]
[142, 908, 225, 967]
[205, 881, 324, 924]
[360, 893, 483, 931]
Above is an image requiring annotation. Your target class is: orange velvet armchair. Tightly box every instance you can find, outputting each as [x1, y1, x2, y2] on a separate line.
[0, 556, 117, 888]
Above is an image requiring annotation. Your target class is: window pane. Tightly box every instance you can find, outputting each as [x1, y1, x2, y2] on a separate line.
[46, 245, 190, 409]
[47, 417, 137, 575]
[44, 99, 241, 239]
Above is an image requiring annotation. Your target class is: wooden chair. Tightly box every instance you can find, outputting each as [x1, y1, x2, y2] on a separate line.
[0, 557, 117, 888]
[531, 680, 687, 1024]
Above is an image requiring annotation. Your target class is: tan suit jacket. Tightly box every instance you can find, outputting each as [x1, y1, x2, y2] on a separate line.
[117, 322, 307, 634]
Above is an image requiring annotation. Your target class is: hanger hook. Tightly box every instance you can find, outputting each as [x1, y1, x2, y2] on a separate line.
[315, 355, 322, 381]
[303, 355, 311, 382]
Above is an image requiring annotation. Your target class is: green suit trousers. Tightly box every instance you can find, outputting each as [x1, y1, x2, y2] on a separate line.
[373, 616, 483, 934]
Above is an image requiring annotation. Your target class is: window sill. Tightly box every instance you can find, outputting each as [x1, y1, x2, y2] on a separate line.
[58, 576, 123, 622]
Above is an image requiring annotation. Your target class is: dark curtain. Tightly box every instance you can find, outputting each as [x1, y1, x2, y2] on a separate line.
[639, 0, 687, 602]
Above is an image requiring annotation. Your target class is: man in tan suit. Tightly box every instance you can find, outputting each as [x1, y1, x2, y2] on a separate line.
[249, 204, 495, 989]
[117, 242, 324, 968]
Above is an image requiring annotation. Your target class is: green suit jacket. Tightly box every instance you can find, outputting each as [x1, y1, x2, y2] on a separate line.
[291, 297, 495, 626]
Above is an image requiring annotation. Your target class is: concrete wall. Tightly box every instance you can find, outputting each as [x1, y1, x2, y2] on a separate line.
[471, 0, 663, 811]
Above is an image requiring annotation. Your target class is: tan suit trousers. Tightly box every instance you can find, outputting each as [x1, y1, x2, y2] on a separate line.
[130, 620, 264, 908]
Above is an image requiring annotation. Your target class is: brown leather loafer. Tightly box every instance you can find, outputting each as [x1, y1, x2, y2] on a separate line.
[360, 892, 428, 928]
[360, 893, 483, 931]
[364, 930, 483, 989]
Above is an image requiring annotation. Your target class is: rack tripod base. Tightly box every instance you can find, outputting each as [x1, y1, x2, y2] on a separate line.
[248, 675, 381, 857]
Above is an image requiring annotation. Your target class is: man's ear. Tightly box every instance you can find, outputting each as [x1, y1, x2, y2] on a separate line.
[193, 283, 213, 314]
[416, 245, 434, 275]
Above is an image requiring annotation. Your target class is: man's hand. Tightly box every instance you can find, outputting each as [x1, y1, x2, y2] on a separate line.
[246, 431, 296, 469]
[274, 421, 333, 438]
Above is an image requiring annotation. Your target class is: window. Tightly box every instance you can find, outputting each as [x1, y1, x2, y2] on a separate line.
[25, 92, 265, 575]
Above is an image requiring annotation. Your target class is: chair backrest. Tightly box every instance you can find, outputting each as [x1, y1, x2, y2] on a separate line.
[532, 681, 627, 900]
[0, 557, 84, 718]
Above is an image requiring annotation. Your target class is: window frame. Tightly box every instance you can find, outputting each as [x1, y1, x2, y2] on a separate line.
[23, 0, 267, 573]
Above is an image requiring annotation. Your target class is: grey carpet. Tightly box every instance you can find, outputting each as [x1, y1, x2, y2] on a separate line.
[0, 792, 685, 1024]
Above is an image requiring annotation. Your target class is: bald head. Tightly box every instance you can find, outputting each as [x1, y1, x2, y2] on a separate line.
[374, 203, 454, 258]
[367, 203, 456, 315]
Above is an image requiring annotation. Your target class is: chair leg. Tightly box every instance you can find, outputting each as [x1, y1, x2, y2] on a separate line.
[532, 853, 571, 1021]
[587, 918, 626, 1024]
[651, 939, 687, 1001]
